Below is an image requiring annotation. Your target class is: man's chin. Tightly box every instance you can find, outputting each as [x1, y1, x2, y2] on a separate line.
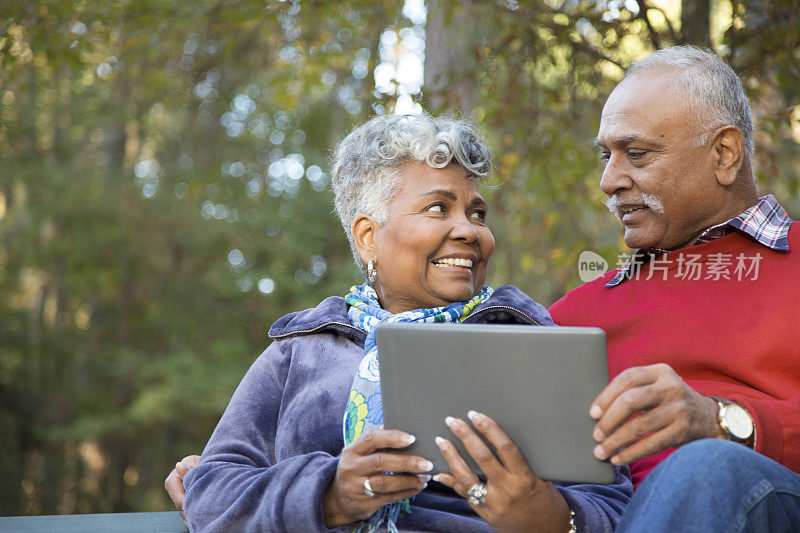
[623, 228, 661, 250]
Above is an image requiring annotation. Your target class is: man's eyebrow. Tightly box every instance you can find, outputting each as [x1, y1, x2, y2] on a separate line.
[593, 135, 646, 148]
[418, 189, 457, 200]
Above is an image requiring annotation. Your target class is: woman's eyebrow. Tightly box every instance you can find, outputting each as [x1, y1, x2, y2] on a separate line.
[471, 196, 488, 208]
[417, 189, 486, 207]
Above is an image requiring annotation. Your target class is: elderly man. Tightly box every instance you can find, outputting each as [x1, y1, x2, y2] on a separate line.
[167, 46, 798, 529]
[549, 46, 800, 530]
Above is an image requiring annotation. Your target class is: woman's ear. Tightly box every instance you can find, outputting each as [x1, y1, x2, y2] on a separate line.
[713, 126, 744, 186]
[352, 214, 377, 265]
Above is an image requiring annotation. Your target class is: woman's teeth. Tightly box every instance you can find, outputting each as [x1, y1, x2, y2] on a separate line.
[433, 258, 473, 268]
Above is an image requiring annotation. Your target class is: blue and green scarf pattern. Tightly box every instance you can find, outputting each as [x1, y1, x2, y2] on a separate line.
[342, 283, 493, 532]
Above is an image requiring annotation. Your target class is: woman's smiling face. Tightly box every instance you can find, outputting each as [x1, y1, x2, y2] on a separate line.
[365, 161, 495, 314]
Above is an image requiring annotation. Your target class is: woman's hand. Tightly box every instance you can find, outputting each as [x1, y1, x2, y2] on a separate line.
[433, 411, 571, 533]
[164, 454, 201, 522]
[322, 430, 432, 528]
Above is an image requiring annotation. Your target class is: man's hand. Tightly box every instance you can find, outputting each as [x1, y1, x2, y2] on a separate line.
[165, 454, 201, 519]
[590, 363, 724, 465]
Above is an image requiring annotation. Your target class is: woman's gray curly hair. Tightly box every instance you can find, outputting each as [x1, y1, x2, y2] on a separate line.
[331, 113, 492, 276]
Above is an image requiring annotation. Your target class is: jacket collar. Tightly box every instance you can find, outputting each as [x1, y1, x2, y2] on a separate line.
[268, 296, 365, 343]
[267, 285, 554, 342]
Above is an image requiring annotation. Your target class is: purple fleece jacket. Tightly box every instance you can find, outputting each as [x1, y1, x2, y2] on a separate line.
[183, 285, 632, 532]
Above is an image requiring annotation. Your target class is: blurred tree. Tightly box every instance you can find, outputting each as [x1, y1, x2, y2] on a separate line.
[0, 0, 400, 514]
[421, 0, 800, 302]
[0, 0, 797, 516]
[681, 0, 711, 45]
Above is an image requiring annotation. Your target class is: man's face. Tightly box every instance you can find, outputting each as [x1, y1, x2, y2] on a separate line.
[595, 70, 724, 250]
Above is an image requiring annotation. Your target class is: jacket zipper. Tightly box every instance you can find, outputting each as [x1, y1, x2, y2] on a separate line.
[462, 305, 542, 326]
[269, 321, 366, 340]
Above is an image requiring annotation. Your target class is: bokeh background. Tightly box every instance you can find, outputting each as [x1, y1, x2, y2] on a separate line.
[1, 0, 799, 516]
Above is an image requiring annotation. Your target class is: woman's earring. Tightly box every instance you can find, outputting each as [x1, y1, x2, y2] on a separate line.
[367, 258, 377, 283]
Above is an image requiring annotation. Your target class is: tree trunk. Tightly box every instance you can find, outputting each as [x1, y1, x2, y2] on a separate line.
[423, 0, 477, 116]
[680, 0, 711, 46]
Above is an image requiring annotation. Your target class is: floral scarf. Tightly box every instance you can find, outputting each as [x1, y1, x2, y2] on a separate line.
[342, 283, 493, 532]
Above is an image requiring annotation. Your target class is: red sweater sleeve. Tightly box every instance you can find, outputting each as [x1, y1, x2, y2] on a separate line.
[687, 380, 800, 472]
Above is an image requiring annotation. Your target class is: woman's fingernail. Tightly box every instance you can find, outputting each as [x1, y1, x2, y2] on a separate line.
[435, 436, 445, 447]
[418, 460, 434, 472]
[594, 444, 605, 459]
[432, 474, 442, 483]
[405, 434, 416, 444]
[445, 416, 456, 426]
[590, 404, 603, 419]
[420, 482, 428, 490]
[593, 427, 604, 441]
[417, 474, 432, 483]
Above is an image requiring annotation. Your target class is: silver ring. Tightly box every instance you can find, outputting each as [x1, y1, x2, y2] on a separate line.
[466, 481, 488, 505]
[364, 477, 376, 498]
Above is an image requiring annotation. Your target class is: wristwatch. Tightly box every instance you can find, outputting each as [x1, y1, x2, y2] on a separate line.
[715, 399, 755, 446]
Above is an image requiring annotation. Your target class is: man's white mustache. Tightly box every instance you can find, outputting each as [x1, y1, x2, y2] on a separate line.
[603, 193, 666, 215]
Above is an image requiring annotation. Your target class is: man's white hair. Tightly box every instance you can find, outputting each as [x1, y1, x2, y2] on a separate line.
[330, 113, 491, 276]
[626, 46, 754, 173]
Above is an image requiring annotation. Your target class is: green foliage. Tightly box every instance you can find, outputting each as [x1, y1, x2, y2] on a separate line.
[0, 0, 798, 516]
[423, 0, 800, 299]
[0, 0, 400, 514]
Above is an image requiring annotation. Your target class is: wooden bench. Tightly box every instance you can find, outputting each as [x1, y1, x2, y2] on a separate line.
[0, 511, 188, 532]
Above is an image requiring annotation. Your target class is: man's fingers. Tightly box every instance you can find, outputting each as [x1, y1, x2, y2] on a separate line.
[164, 469, 186, 511]
[175, 455, 201, 477]
[591, 365, 663, 420]
[593, 383, 661, 445]
[350, 429, 416, 455]
[605, 421, 687, 465]
[165, 455, 200, 512]
[593, 405, 670, 461]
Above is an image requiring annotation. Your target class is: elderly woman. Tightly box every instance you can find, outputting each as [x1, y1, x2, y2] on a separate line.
[179, 113, 631, 532]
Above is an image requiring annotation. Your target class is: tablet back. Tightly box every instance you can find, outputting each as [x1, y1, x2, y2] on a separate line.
[376, 323, 616, 484]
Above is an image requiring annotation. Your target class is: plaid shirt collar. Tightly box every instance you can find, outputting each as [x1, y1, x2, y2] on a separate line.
[606, 194, 794, 288]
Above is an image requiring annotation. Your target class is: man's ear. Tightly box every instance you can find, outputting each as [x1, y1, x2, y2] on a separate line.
[352, 214, 377, 265]
[712, 126, 744, 186]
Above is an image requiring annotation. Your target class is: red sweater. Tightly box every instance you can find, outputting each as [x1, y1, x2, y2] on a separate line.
[550, 223, 800, 487]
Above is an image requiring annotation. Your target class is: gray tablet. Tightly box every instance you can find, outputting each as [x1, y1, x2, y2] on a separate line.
[375, 323, 615, 484]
